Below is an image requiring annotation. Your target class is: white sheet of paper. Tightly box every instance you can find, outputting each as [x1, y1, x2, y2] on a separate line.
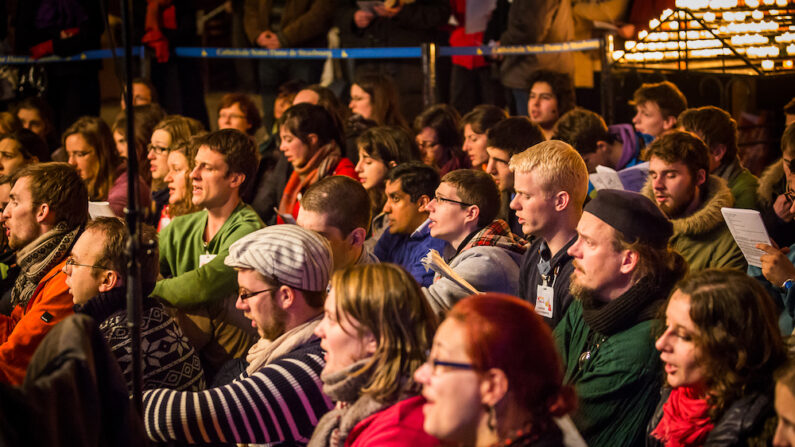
[590, 165, 624, 190]
[89, 201, 116, 219]
[720, 207, 772, 268]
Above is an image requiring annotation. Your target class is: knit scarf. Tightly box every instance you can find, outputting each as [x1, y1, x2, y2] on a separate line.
[245, 313, 323, 375]
[459, 219, 528, 255]
[278, 142, 342, 217]
[12, 222, 80, 308]
[308, 359, 402, 447]
[581, 275, 667, 335]
[651, 387, 715, 446]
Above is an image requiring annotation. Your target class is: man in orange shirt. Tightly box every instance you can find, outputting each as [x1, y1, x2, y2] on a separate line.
[0, 162, 88, 384]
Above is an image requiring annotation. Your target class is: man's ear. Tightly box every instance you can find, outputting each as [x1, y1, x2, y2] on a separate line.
[416, 195, 430, 212]
[98, 270, 121, 292]
[278, 285, 296, 310]
[479, 368, 509, 407]
[595, 141, 610, 154]
[307, 133, 319, 148]
[618, 249, 639, 275]
[35, 202, 50, 224]
[228, 172, 246, 189]
[464, 205, 481, 226]
[347, 227, 367, 248]
[662, 116, 677, 131]
[695, 168, 707, 187]
[710, 144, 727, 165]
[553, 190, 570, 212]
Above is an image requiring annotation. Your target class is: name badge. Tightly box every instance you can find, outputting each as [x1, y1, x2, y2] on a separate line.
[199, 254, 217, 267]
[535, 285, 554, 318]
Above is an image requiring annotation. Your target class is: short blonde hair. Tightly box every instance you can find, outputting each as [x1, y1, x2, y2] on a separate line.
[509, 140, 588, 207]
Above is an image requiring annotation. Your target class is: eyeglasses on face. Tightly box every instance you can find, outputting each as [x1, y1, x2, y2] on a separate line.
[433, 195, 473, 207]
[238, 287, 279, 300]
[64, 257, 107, 271]
[147, 143, 169, 155]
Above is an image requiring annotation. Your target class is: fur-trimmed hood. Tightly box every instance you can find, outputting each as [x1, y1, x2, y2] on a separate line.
[757, 160, 785, 206]
[642, 175, 735, 237]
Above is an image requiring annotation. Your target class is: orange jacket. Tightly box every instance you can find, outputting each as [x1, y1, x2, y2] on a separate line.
[0, 259, 74, 384]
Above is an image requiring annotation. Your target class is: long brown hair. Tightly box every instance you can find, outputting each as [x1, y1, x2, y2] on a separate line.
[353, 74, 408, 129]
[167, 137, 201, 217]
[64, 116, 122, 201]
[330, 263, 437, 402]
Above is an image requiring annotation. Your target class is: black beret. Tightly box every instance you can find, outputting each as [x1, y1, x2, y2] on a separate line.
[584, 189, 672, 248]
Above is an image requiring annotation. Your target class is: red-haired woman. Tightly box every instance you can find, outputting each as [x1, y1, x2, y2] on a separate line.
[648, 269, 787, 446]
[415, 293, 581, 446]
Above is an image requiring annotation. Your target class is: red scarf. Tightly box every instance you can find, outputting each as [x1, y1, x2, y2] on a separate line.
[651, 386, 714, 446]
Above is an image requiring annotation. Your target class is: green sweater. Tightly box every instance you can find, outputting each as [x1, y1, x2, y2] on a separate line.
[553, 301, 662, 447]
[153, 203, 264, 308]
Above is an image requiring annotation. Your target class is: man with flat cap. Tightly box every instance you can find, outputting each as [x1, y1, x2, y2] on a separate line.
[553, 189, 689, 447]
[142, 224, 335, 445]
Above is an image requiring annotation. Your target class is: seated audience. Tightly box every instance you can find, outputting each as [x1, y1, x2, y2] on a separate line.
[375, 162, 449, 288]
[526, 70, 576, 140]
[648, 269, 786, 446]
[0, 162, 88, 384]
[69, 218, 205, 392]
[423, 169, 527, 315]
[349, 73, 408, 129]
[293, 84, 357, 162]
[0, 129, 50, 177]
[278, 103, 358, 220]
[216, 93, 262, 138]
[144, 224, 335, 444]
[64, 116, 151, 217]
[555, 189, 688, 447]
[153, 129, 263, 377]
[678, 106, 759, 209]
[631, 80, 687, 143]
[416, 294, 581, 446]
[485, 117, 545, 236]
[460, 105, 508, 169]
[511, 141, 588, 327]
[112, 103, 167, 184]
[414, 104, 470, 176]
[297, 175, 378, 272]
[309, 263, 439, 446]
[642, 130, 745, 271]
[758, 122, 795, 248]
[355, 126, 421, 244]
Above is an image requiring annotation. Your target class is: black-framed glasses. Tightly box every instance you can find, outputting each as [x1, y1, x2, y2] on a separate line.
[147, 143, 169, 155]
[65, 257, 107, 270]
[433, 195, 473, 207]
[238, 287, 279, 300]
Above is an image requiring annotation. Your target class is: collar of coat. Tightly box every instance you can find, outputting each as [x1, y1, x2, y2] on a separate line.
[757, 160, 785, 206]
[642, 174, 734, 237]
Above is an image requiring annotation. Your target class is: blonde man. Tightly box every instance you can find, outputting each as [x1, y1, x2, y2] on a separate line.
[509, 140, 588, 326]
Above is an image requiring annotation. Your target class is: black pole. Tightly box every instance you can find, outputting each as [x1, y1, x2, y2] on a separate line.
[120, 0, 144, 413]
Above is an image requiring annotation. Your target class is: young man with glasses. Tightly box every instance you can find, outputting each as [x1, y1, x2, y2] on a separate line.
[554, 189, 687, 447]
[423, 169, 527, 316]
[0, 162, 88, 384]
[143, 224, 335, 445]
[484, 117, 545, 236]
[66, 217, 204, 392]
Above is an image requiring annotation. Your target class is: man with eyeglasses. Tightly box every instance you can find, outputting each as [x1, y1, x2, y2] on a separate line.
[423, 169, 527, 316]
[143, 224, 335, 445]
[759, 122, 795, 248]
[152, 129, 263, 380]
[554, 189, 687, 447]
[0, 162, 87, 384]
[66, 217, 204, 392]
[484, 117, 545, 237]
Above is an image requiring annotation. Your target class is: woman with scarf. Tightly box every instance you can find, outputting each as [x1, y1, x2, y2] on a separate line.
[415, 293, 580, 447]
[648, 269, 787, 446]
[278, 103, 358, 221]
[309, 263, 439, 447]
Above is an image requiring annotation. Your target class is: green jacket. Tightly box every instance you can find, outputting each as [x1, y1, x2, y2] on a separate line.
[715, 158, 759, 210]
[643, 175, 746, 272]
[153, 203, 264, 308]
[554, 301, 662, 447]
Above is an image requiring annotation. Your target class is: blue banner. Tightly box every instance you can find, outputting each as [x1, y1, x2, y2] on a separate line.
[0, 47, 144, 64]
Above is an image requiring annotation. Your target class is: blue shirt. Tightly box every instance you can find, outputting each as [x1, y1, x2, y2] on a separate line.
[374, 219, 449, 287]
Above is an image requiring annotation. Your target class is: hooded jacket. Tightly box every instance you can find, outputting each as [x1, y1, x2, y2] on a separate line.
[756, 161, 795, 248]
[424, 220, 527, 315]
[643, 175, 746, 272]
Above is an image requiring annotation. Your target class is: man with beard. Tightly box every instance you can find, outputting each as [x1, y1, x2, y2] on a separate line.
[143, 224, 334, 444]
[642, 130, 745, 271]
[554, 189, 687, 447]
[0, 162, 88, 384]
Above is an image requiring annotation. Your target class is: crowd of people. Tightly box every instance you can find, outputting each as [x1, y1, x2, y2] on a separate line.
[2, 3, 795, 444]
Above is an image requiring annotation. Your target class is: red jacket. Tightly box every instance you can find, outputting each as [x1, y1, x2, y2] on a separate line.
[0, 259, 74, 384]
[285, 157, 359, 220]
[346, 396, 440, 447]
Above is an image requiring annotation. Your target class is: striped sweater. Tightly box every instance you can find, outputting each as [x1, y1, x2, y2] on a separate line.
[143, 338, 333, 445]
